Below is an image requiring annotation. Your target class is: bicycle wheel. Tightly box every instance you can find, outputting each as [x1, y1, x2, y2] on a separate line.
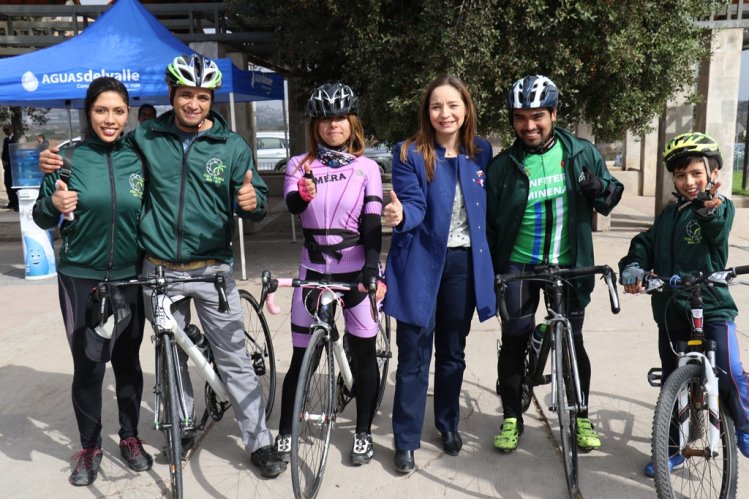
[239, 289, 276, 418]
[158, 335, 183, 499]
[291, 327, 335, 499]
[375, 313, 391, 410]
[554, 323, 579, 497]
[651, 364, 738, 499]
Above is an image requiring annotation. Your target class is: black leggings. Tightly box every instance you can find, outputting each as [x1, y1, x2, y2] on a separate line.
[279, 334, 379, 435]
[58, 274, 145, 448]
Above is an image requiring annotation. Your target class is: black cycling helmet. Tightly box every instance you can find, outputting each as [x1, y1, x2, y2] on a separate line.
[307, 82, 359, 118]
[165, 54, 222, 90]
[506, 75, 559, 113]
[663, 132, 723, 172]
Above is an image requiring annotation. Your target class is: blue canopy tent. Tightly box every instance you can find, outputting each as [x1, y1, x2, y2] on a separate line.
[0, 0, 284, 108]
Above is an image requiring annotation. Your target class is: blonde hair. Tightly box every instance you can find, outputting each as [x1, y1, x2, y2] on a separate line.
[400, 75, 478, 182]
[299, 114, 366, 171]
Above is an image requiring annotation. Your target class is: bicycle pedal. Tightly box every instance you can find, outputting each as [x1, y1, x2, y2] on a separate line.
[647, 367, 662, 387]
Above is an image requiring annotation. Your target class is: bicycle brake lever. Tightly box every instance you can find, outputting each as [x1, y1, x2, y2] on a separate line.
[215, 273, 229, 313]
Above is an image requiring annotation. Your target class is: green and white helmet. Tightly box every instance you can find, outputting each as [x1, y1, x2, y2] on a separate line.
[165, 54, 222, 90]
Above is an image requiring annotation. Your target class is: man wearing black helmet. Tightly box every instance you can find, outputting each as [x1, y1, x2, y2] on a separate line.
[486, 75, 623, 453]
[40, 54, 286, 478]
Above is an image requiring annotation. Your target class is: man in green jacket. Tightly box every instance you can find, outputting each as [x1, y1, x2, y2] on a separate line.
[487, 75, 623, 453]
[134, 54, 284, 478]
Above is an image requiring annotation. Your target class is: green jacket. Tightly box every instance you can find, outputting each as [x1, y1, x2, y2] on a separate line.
[33, 133, 144, 280]
[130, 109, 268, 263]
[486, 127, 624, 307]
[619, 197, 737, 328]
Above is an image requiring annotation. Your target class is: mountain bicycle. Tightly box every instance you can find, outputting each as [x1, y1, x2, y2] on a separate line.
[644, 266, 749, 499]
[495, 265, 621, 498]
[260, 270, 391, 499]
[103, 265, 275, 499]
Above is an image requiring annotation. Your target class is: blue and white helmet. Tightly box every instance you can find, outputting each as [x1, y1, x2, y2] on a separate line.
[506, 75, 559, 112]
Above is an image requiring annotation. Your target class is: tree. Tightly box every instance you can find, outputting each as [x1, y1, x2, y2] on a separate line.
[230, 0, 721, 143]
[0, 106, 50, 139]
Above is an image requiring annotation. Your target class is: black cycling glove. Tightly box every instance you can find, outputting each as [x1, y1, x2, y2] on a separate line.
[579, 167, 603, 201]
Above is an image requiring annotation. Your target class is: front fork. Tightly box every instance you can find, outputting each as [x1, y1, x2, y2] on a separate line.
[675, 348, 721, 457]
[550, 316, 586, 414]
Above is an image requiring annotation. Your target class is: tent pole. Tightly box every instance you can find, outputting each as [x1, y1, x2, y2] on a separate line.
[282, 78, 297, 243]
[230, 91, 248, 281]
[65, 100, 73, 142]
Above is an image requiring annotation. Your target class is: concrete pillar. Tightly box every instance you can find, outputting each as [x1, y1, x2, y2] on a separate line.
[701, 28, 743, 197]
[640, 117, 660, 198]
[623, 132, 641, 173]
[655, 90, 694, 213]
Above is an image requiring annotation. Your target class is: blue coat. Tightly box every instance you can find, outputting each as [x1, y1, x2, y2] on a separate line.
[383, 137, 496, 328]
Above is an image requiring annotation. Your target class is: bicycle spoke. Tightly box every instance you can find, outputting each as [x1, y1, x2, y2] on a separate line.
[652, 365, 737, 499]
[240, 289, 276, 418]
[291, 329, 334, 499]
[555, 324, 579, 497]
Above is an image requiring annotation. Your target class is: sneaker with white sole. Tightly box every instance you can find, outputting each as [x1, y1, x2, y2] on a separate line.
[351, 432, 374, 465]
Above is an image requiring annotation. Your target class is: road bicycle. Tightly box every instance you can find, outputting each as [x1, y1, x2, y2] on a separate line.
[644, 266, 749, 499]
[260, 270, 391, 499]
[495, 265, 620, 498]
[103, 265, 275, 499]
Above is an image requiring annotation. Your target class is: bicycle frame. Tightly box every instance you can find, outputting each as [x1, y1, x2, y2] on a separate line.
[151, 292, 230, 428]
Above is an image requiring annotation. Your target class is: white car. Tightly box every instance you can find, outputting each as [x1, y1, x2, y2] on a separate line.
[255, 131, 288, 171]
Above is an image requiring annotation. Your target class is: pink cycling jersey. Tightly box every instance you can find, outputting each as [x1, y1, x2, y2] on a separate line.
[284, 154, 383, 274]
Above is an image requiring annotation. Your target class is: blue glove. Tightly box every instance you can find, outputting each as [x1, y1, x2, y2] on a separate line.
[621, 264, 648, 286]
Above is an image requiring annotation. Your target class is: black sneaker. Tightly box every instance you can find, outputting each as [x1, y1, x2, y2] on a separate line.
[69, 446, 103, 486]
[274, 434, 291, 463]
[351, 432, 374, 465]
[250, 445, 287, 478]
[119, 437, 153, 472]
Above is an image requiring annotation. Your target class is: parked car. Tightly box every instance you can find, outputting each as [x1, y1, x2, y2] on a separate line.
[273, 144, 393, 174]
[255, 131, 289, 171]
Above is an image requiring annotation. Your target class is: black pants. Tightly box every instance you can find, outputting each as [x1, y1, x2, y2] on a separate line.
[3, 162, 17, 210]
[58, 274, 145, 448]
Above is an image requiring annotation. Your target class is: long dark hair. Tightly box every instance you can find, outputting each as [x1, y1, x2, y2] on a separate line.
[84, 77, 130, 131]
[401, 75, 478, 182]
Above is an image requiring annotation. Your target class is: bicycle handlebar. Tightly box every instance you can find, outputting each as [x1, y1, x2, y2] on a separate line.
[104, 265, 230, 313]
[260, 270, 378, 322]
[494, 265, 620, 322]
[643, 265, 749, 294]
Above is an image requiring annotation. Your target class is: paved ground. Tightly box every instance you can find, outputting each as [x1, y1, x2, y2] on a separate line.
[1, 190, 749, 498]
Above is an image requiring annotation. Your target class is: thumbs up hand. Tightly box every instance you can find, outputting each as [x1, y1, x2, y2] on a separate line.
[297, 162, 316, 202]
[383, 190, 404, 227]
[237, 169, 257, 211]
[52, 179, 77, 218]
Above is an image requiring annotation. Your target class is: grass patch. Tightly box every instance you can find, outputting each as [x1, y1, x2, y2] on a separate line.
[733, 171, 749, 197]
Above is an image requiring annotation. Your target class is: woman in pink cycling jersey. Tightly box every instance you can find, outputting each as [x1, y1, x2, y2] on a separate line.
[276, 82, 386, 466]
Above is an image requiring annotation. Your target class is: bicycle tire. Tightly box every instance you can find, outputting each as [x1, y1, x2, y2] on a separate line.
[159, 335, 183, 499]
[291, 327, 335, 499]
[375, 313, 391, 410]
[555, 323, 579, 497]
[651, 364, 738, 499]
[239, 289, 276, 418]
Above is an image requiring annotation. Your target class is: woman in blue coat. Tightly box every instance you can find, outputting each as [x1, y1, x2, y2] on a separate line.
[383, 75, 495, 472]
